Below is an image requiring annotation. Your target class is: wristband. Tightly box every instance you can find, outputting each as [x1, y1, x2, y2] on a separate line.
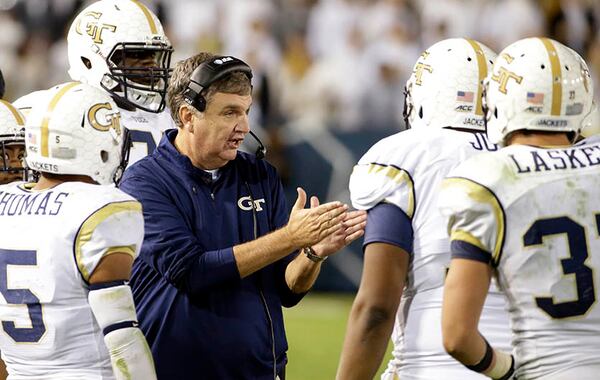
[465, 338, 494, 373]
[303, 246, 327, 263]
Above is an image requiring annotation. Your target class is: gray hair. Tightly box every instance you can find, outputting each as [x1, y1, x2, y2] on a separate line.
[167, 52, 252, 128]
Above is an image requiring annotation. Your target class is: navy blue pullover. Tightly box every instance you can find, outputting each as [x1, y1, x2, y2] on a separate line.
[120, 129, 304, 379]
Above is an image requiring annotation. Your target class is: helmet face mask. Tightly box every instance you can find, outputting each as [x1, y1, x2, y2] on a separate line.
[103, 41, 173, 112]
[67, 0, 173, 113]
[404, 38, 497, 131]
[0, 138, 27, 184]
[0, 100, 28, 184]
[25, 82, 128, 186]
[485, 37, 595, 145]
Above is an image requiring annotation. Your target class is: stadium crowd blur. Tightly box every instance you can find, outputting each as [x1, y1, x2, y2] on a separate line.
[1, 0, 598, 133]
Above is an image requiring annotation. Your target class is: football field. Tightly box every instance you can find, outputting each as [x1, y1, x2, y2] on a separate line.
[284, 292, 393, 380]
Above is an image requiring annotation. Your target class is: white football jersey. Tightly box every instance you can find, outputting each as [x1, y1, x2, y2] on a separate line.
[439, 140, 600, 379]
[0, 181, 143, 379]
[120, 108, 175, 166]
[350, 127, 511, 380]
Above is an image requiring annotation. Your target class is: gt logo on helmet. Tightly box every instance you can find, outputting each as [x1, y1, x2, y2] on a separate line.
[414, 63, 433, 86]
[88, 103, 122, 135]
[491, 67, 523, 94]
[75, 11, 117, 44]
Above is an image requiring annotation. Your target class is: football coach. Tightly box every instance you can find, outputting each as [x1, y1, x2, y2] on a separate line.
[119, 52, 366, 379]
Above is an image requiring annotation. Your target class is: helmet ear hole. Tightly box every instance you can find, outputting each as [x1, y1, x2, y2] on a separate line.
[100, 150, 109, 163]
[81, 57, 92, 69]
[494, 107, 498, 119]
[418, 106, 423, 119]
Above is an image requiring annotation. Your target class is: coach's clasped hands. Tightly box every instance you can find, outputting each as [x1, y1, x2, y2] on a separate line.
[284, 187, 367, 260]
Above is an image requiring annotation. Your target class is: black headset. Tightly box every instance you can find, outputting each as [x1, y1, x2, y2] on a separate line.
[183, 56, 253, 112]
[182, 55, 265, 159]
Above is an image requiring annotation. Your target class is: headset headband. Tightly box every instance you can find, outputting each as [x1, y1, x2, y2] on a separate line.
[184, 56, 253, 112]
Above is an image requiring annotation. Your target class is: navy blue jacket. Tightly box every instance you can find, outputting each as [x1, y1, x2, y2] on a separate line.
[120, 129, 304, 379]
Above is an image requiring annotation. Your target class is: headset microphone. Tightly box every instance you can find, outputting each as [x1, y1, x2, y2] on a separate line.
[248, 130, 266, 160]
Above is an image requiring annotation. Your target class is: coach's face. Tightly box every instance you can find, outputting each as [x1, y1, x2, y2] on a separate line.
[178, 92, 252, 170]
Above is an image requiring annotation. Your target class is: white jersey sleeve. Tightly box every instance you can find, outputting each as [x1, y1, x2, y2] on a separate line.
[350, 133, 415, 218]
[439, 154, 507, 265]
[75, 198, 143, 282]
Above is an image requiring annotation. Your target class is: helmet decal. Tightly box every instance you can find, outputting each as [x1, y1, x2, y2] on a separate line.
[75, 11, 117, 44]
[465, 38, 488, 116]
[40, 82, 80, 157]
[540, 38, 563, 116]
[88, 102, 121, 135]
[491, 67, 523, 95]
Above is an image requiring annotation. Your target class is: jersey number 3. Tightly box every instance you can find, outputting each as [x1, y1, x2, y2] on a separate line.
[524, 215, 599, 319]
[0, 249, 46, 342]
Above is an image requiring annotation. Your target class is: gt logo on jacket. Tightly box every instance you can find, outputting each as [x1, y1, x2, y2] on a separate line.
[237, 196, 266, 211]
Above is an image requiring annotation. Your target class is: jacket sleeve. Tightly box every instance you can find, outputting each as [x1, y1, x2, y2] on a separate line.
[268, 169, 306, 307]
[119, 174, 241, 296]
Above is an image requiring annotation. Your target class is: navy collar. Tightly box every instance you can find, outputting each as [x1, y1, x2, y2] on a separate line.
[156, 129, 233, 184]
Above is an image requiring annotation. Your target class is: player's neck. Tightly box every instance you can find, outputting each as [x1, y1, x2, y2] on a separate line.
[33, 174, 96, 190]
[506, 132, 571, 148]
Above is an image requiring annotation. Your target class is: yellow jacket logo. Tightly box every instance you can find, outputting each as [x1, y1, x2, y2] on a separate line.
[88, 103, 122, 135]
[75, 11, 116, 44]
[491, 67, 523, 94]
[413, 63, 433, 85]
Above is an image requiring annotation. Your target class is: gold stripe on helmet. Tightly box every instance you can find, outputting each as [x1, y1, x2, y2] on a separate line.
[540, 38, 562, 116]
[0, 100, 25, 126]
[465, 39, 487, 116]
[41, 82, 79, 157]
[131, 0, 158, 34]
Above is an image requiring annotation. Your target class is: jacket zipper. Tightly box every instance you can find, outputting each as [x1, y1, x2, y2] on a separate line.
[259, 290, 277, 379]
[246, 181, 277, 379]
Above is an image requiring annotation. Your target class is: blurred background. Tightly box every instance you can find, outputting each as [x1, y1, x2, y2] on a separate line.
[1, 0, 598, 378]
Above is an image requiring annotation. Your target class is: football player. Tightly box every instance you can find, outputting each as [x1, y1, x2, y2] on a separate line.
[15, 0, 174, 166]
[337, 38, 511, 380]
[0, 82, 156, 379]
[0, 100, 26, 185]
[440, 37, 600, 380]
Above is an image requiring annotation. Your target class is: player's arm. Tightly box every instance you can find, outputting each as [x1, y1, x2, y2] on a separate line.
[0, 357, 6, 380]
[87, 253, 156, 380]
[337, 243, 408, 380]
[439, 177, 513, 380]
[336, 203, 411, 379]
[442, 258, 513, 379]
[76, 200, 156, 380]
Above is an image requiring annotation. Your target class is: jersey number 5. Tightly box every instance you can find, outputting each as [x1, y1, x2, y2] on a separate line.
[523, 215, 599, 319]
[0, 249, 46, 342]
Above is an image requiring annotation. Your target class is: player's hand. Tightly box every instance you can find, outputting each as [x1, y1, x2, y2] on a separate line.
[285, 187, 348, 248]
[311, 196, 366, 258]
